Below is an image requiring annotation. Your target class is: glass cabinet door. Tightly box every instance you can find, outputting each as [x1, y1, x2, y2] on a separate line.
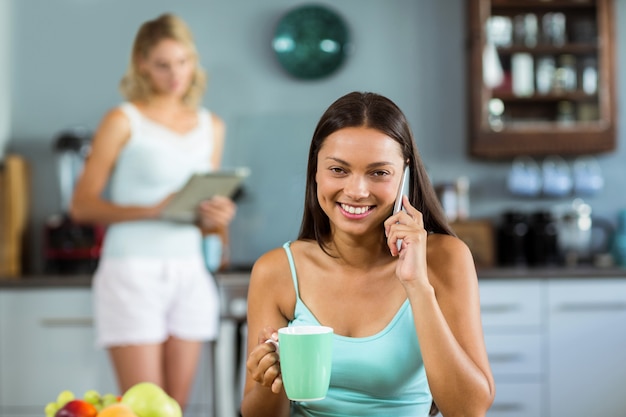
[467, 0, 616, 159]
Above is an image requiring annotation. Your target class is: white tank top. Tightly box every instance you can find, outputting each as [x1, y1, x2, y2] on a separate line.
[102, 102, 215, 259]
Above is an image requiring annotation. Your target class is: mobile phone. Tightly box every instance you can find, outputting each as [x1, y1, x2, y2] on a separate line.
[393, 166, 410, 250]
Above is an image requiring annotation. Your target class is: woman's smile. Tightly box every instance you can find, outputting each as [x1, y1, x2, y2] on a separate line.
[339, 203, 374, 218]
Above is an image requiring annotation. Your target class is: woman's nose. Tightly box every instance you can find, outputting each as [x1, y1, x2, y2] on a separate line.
[344, 175, 369, 199]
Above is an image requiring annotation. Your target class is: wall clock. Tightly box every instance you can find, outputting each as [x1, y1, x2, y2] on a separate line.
[272, 4, 350, 80]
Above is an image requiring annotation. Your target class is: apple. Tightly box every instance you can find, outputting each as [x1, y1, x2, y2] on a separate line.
[163, 396, 182, 417]
[121, 382, 181, 417]
[54, 399, 98, 417]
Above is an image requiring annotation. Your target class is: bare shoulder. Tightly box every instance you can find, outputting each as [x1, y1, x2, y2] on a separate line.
[93, 107, 131, 145]
[210, 113, 226, 134]
[426, 233, 477, 290]
[249, 244, 297, 320]
[100, 107, 130, 129]
[210, 112, 225, 127]
[84, 107, 131, 163]
[250, 246, 291, 284]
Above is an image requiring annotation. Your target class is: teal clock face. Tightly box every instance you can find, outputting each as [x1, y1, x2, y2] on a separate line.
[272, 5, 350, 80]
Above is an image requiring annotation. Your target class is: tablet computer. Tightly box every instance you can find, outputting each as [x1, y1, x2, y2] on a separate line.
[161, 168, 249, 223]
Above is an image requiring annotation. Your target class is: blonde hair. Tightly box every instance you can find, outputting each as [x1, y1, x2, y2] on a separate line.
[119, 13, 206, 107]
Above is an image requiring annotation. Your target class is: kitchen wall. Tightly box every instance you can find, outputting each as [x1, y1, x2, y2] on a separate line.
[0, 0, 10, 161]
[5, 0, 626, 271]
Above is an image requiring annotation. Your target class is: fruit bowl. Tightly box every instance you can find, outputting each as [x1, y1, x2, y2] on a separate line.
[46, 383, 181, 417]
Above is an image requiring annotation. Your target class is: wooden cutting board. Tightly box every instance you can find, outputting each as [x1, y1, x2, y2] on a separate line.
[0, 154, 30, 278]
[450, 219, 496, 268]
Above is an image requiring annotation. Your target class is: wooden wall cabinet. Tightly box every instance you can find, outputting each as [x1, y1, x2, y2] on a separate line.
[467, 0, 617, 159]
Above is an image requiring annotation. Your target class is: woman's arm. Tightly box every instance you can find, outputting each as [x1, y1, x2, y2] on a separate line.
[209, 113, 225, 170]
[412, 236, 494, 417]
[70, 108, 166, 225]
[386, 197, 495, 417]
[240, 248, 294, 417]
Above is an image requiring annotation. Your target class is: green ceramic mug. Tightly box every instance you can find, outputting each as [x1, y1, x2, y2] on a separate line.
[268, 325, 334, 401]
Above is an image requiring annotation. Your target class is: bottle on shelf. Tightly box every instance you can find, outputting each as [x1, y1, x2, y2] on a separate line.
[554, 54, 577, 92]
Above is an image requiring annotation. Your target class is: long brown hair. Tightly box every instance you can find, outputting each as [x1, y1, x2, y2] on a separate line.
[119, 13, 206, 107]
[298, 91, 454, 249]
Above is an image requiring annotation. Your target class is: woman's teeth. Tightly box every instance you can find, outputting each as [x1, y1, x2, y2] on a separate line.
[341, 204, 371, 215]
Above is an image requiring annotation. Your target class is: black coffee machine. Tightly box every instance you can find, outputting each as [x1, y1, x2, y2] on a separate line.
[43, 127, 105, 274]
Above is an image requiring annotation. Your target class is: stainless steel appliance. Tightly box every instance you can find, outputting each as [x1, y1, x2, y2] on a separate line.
[554, 198, 613, 265]
[215, 271, 249, 417]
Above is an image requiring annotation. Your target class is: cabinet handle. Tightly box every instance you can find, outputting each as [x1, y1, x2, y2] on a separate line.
[481, 303, 520, 313]
[488, 352, 523, 364]
[40, 317, 93, 327]
[555, 301, 626, 313]
[490, 403, 524, 412]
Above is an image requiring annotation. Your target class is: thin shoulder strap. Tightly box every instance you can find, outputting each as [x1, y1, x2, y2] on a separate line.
[119, 102, 141, 131]
[282, 241, 300, 299]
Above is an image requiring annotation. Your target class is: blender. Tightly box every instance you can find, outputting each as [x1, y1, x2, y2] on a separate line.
[43, 127, 105, 274]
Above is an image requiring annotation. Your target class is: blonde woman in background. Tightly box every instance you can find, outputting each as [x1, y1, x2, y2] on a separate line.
[71, 13, 236, 408]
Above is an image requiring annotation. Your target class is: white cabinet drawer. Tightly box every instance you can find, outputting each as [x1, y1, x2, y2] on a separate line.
[485, 334, 543, 376]
[548, 278, 626, 311]
[548, 279, 626, 417]
[480, 280, 543, 328]
[0, 289, 115, 408]
[487, 382, 543, 417]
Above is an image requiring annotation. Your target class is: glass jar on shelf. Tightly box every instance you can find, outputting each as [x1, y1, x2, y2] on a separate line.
[536, 56, 555, 95]
[582, 57, 598, 95]
[557, 101, 576, 124]
[554, 54, 577, 92]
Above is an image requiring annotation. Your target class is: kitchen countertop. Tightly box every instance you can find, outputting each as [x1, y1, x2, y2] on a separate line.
[1, 266, 625, 288]
[476, 265, 626, 278]
[0, 269, 252, 288]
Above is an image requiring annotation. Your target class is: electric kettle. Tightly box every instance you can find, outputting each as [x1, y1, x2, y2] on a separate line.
[554, 198, 613, 265]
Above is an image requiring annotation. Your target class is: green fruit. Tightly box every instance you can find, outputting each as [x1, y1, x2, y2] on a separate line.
[101, 393, 118, 408]
[83, 390, 101, 406]
[121, 382, 171, 417]
[45, 401, 59, 417]
[56, 390, 75, 408]
[163, 396, 182, 417]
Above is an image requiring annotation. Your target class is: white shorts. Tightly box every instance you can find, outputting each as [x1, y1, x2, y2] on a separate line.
[93, 257, 220, 347]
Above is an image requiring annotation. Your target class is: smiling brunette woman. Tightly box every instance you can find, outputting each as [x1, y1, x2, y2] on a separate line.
[241, 92, 495, 417]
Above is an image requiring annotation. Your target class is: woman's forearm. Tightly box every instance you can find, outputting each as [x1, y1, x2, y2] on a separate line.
[70, 196, 160, 225]
[407, 284, 494, 417]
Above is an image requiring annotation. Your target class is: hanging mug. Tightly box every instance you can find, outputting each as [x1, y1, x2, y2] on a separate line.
[542, 155, 572, 197]
[573, 156, 604, 196]
[507, 156, 542, 197]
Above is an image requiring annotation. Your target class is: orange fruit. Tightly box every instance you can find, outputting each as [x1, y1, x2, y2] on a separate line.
[97, 403, 138, 417]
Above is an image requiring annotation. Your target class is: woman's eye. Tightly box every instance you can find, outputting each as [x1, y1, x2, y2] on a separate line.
[372, 170, 390, 177]
[329, 167, 346, 174]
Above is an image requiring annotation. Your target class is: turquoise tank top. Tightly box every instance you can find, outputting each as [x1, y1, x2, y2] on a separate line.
[283, 242, 433, 417]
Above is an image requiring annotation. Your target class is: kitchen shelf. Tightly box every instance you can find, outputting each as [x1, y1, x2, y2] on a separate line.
[467, 0, 617, 159]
